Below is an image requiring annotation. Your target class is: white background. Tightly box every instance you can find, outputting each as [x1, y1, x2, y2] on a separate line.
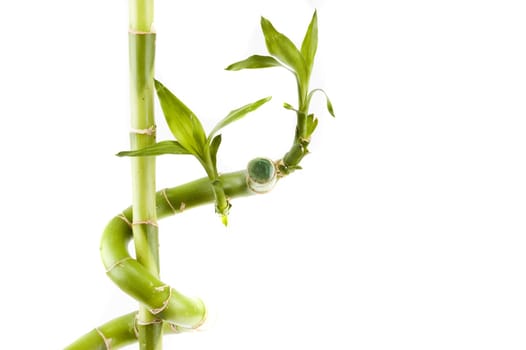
[0, 0, 525, 349]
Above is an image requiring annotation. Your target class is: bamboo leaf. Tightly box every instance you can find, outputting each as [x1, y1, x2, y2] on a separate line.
[301, 10, 318, 77]
[208, 96, 271, 139]
[154, 80, 207, 157]
[225, 55, 285, 71]
[306, 114, 318, 136]
[116, 140, 191, 157]
[192, 117, 206, 153]
[260, 17, 307, 83]
[283, 102, 296, 111]
[209, 134, 222, 170]
[308, 88, 335, 117]
[282, 102, 308, 117]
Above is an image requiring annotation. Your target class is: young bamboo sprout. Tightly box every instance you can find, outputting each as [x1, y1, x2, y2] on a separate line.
[226, 10, 335, 175]
[118, 80, 271, 225]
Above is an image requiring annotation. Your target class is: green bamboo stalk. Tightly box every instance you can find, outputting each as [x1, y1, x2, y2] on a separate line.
[65, 312, 138, 350]
[281, 80, 310, 173]
[129, 32, 158, 275]
[64, 312, 185, 350]
[66, 164, 276, 349]
[130, 0, 154, 33]
[129, 0, 160, 348]
[66, 9, 329, 350]
[100, 171, 265, 324]
[101, 216, 206, 329]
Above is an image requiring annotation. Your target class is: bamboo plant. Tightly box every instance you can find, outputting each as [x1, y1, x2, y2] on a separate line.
[65, 3, 333, 349]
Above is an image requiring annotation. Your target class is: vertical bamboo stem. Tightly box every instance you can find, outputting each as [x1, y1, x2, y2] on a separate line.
[129, 0, 161, 349]
[130, 0, 154, 33]
[282, 80, 310, 171]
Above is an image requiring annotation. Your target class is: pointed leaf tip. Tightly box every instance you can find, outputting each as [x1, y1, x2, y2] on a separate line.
[260, 15, 308, 84]
[225, 55, 284, 71]
[153, 79, 163, 92]
[208, 96, 272, 139]
[283, 102, 295, 110]
[116, 140, 191, 157]
[301, 10, 319, 77]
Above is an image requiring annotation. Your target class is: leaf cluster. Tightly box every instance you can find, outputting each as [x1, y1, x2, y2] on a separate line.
[119, 81, 269, 172]
[118, 11, 335, 221]
[118, 81, 270, 224]
[226, 10, 334, 135]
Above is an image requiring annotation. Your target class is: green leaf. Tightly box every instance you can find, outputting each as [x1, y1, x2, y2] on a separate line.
[306, 114, 319, 136]
[289, 164, 303, 171]
[209, 134, 222, 170]
[260, 16, 307, 83]
[283, 102, 295, 111]
[154, 80, 207, 158]
[308, 88, 335, 117]
[225, 55, 285, 71]
[301, 10, 318, 78]
[208, 96, 271, 139]
[282, 102, 307, 117]
[116, 140, 191, 157]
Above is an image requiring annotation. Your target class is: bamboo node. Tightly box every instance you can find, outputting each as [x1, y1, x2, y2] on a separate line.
[133, 312, 140, 339]
[128, 29, 156, 35]
[132, 219, 158, 227]
[168, 322, 181, 333]
[105, 257, 133, 273]
[150, 287, 172, 315]
[117, 213, 132, 228]
[275, 159, 287, 178]
[162, 189, 178, 214]
[95, 327, 111, 350]
[154, 284, 169, 292]
[130, 125, 156, 136]
[136, 318, 162, 326]
[299, 136, 311, 145]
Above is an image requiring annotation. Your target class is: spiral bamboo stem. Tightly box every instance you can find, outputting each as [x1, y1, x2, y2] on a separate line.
[65, 162, 277, 349]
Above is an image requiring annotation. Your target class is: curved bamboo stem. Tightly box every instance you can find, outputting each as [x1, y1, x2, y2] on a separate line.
[65, 6, 328, 349]
[64, 312, 187, 350]
[64, 312, 139, 350]
[100, 170, 253, 327]
[66, 165, 275, 349]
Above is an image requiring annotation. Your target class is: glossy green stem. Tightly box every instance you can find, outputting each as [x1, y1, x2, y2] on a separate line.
[64, 312, 184, 350]
[281, 79, 310, 174]
[211, 177, 230, 225]
[100, 171, 252, 330]
[130, 0, 154, 32]
[129, 32, 158, 277]
[155, 170, 250, 220]
[66, 165, 277, 349]
[129, 16, 160, 350]
[65, 312, 138, 350]
[200, 155, 231, 225]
